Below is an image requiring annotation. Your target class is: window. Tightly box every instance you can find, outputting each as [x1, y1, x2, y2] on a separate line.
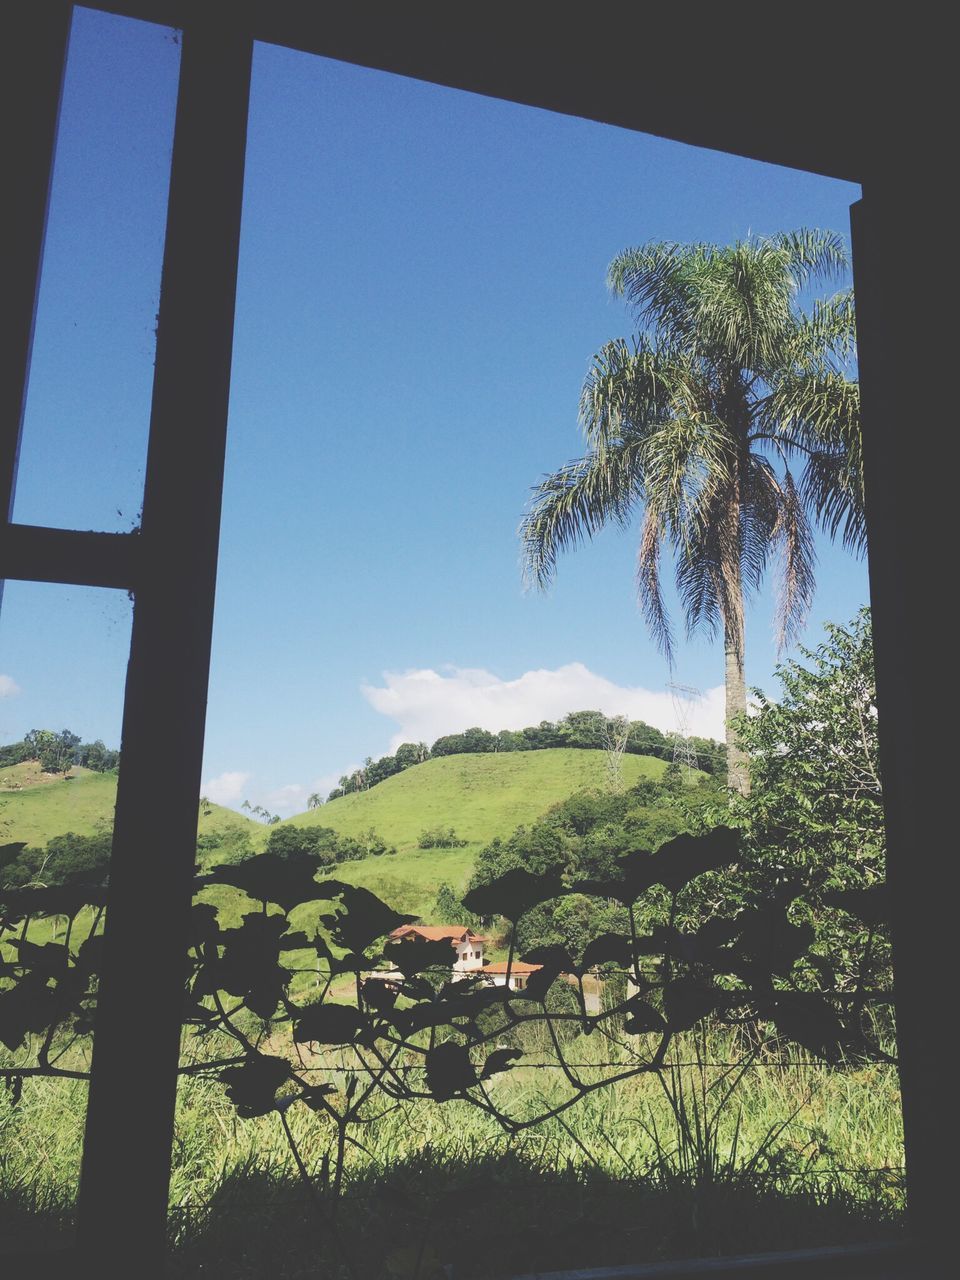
[1, 5, 939, 1275]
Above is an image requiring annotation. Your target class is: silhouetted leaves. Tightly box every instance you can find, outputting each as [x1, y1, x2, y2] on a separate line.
[650, 827, 740, 893]
[662, 977, 718, 1030]
[0, 842, 26, 871]
[294, 1003, 367, 1046]
[277, 930, 313, 951]
[521, 964, 562, 1001]
[823, 883, 888, 929]
[3, 810, 892, 1158]
[582, 932, 632, 970]
[389, 937, 457, 978]
[622, 997, 667, 1035]
[576, 828, 739, 902]
[219, 1053, 292, 1117]
[730, 906, 815, 980]
[480, 1047, 523, 1079]
[195, 912, 291, 1019]
[190, 902, 221, 946]
[12, 940, 69, 979]
[361, 978, 400, 1012]
[0, 883, 105, 922]
[320, 886, 416, 955]
[200, 851, 333, 912]
[300, 1082, 337, 1111]
[425, 1041, 477, 1101]
[520, 944, 573, 971]
[695, 916, 740, 958]
[462, 869, 565, 920]
[764, 992, 846, 1060]
[0, 971, 59, 1051]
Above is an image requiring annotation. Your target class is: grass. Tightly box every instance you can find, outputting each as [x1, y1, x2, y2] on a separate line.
[0, 1027, 905, 1276]
[277, 750, 671, 920]
[289, 750, 670, 851]
[0, 769, 118, 846]
[3, 750, 673, 927]
[0, 767, 261, 850]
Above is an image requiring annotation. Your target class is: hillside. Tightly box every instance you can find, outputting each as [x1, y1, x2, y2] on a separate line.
[289, 749, 668, 847]
[0, 766, 259, 850]
[278, 749, 670, 916]
[2, 749, 673, 922]
[6, 748, 680, 975]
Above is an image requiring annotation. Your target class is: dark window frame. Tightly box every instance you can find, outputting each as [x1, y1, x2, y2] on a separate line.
[1, 5, 944, 1275]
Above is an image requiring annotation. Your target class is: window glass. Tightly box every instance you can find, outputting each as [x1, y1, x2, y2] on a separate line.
[11, 7, 180, 533]
[0, 581, 131, 1249]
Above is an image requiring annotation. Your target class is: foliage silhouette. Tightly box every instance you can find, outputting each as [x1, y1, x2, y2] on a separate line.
[1, 822, 893, 1212]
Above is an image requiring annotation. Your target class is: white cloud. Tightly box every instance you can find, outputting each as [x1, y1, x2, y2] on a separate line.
[202, 770, 251, 808]
[0, 675, 21, 698]
[209, 663, 726, 822]
[260, 768, 362, 818]
[362, 662, 725, 750]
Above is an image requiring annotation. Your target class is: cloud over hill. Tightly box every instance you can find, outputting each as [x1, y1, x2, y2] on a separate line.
[362, 662, 725, 751]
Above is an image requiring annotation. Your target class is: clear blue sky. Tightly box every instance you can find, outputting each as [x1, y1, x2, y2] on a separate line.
[0, 8, 867, 815]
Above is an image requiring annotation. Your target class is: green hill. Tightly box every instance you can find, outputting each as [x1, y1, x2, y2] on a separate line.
[2, 749, 672, 922]
[0, 767, 259, 850]
[291, 749, 667, 847]
[280, 749, 669, 916]
[5, 748, 677, 975]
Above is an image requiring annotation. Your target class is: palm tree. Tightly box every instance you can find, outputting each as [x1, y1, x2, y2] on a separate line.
[521, 231, 862, 794]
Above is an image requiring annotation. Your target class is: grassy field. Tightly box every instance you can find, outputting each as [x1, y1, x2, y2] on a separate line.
[283, 750, 669, 919]
[0, 768, 118, 846]
[290, 749, 670, 850]
[0, 766, 261, 850]
[3, 750, 672, 926]
[0, 1028, 905, 1276]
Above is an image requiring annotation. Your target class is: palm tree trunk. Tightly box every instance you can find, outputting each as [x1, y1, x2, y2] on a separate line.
[724, 619, 749, 795]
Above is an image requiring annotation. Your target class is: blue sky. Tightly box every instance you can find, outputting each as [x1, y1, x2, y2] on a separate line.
[0, 8, 867, 815]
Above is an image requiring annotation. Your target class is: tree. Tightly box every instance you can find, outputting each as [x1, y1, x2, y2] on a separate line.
[723, 608, 884, 917]
[521, 231, 862, 793]
[433, 881, 464, 922]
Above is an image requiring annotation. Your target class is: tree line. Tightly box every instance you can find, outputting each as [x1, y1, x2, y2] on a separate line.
[0, 729, 120, 776]
[325, 711, 725, 802]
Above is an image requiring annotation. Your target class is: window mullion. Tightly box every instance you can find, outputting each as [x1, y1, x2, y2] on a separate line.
[74, 14, 253, 1274]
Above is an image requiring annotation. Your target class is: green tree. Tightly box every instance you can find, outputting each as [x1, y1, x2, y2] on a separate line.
[521, 231, 862, 794]
[433, 881, 464, 923]
[719, 608, 885, 976]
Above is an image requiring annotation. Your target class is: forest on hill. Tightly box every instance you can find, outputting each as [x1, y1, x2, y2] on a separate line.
[325, 708, 724, 801]
[0, 728, 118, 776]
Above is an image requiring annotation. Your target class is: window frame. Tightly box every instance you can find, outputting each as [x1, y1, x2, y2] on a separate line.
[1, 5, 940, 1275]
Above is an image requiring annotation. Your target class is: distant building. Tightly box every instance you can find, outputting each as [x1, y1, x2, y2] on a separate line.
[482, 960, 542, 992]
[387, 923, 487, 972]
[367, 923, 543, 990]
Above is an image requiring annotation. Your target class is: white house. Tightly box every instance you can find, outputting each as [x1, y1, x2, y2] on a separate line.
[368, 923, 545, 991]
[387, 923, 488, 972]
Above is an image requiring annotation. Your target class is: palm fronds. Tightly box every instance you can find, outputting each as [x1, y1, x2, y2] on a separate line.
[520, 437, 645, 590]
[521, 227, 862, 680]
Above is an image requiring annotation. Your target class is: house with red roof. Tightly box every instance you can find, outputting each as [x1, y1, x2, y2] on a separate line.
[482, 960, 542, 992]
[387, 923, 488, 973]
[379, 923, 543, 990]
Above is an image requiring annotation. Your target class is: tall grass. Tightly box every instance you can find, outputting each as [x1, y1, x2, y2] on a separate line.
[1, 1024, 904, 1276]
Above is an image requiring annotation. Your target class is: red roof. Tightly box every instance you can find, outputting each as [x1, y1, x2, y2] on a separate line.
[483, 961, 542, 975]
[388, 924, 488, 944]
